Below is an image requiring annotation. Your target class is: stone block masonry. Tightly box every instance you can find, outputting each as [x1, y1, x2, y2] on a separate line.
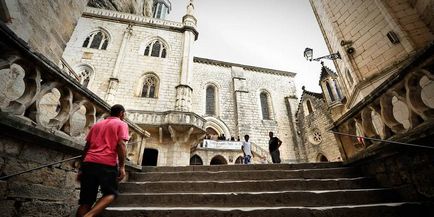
[3, 0, 88, 64]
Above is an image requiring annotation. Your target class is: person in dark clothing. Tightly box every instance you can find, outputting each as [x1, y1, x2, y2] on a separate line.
[268, 132, 282, 163]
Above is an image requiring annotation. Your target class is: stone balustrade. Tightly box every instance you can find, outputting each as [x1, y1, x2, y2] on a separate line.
[332, 43, 434, 161]
[127, 110, 206, 130]
[0, 23, 149, 167]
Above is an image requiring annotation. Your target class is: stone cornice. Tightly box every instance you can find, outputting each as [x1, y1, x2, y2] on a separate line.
[82, 7, 198, 39]
[193, 57, 297, 77]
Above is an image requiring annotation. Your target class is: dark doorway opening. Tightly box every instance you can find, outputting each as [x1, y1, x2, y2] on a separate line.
[318, 154, 329, 162]
[190, 155, 203, 165]
[210, 155, 228, 165]
[235, 156, 244, 164]
[142, 148, 158, 166]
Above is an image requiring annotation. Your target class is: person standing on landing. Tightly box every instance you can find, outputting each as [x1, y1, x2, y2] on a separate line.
[76, 104, 129, 217]
[241, 135, 253, 164]
[268, 132, 282, 164]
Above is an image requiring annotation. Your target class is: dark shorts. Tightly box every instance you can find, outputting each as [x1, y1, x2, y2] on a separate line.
[79, 162, 119, 205]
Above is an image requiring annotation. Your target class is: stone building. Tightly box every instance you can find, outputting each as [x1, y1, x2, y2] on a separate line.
[307, 0, 434, 202]
[61, 1, 299, 166]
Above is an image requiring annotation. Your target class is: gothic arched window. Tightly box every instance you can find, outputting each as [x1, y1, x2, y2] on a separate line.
[206, 85, 216, 115]
[82, 31, 109, 50]
[144, 40, 167, 58]
[141, 75, 159, 98]
[260, 92, 272, 120]
[346, 69, 354, 86]
[334, 79, 343, 99]
[306, 99, 314, 114]
[326, 81, 336, 102]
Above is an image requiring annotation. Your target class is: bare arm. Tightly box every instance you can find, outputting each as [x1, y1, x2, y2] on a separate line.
[277, 138, 282, 149]
[116, 140, 127, 181]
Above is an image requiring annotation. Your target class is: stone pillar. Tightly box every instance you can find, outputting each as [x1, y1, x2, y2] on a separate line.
[167, 126, 195, 166]
[175, 1, 198, 111]
[232, 66, 251, 138]
[105, 24, 133, 103]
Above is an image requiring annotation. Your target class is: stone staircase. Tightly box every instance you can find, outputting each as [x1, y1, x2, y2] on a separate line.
[103, 163, 431, 217]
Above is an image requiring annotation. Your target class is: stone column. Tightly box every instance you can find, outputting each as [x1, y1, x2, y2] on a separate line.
[232, 66, 251, 138]
[175, 1, 198, 111]
[105, 24, 133, 104]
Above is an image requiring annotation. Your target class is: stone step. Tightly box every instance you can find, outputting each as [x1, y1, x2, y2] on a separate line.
[104, 202, 430, 217]
[110, 188, 401, 207]
[141, 162, 344, 172]
[129, 167, 360, 182]
[119, 177, 375, 193]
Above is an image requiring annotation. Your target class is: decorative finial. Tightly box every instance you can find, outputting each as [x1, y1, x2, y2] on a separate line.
[187, 0, 195, 15]
[320, 61, 324, 66]
[302, 86, 305, 91]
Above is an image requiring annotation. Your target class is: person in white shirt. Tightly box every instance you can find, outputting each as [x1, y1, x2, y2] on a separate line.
[241, 135, 254, 164]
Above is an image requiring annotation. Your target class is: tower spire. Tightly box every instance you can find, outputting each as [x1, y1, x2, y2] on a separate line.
[187, 0, 195, 16]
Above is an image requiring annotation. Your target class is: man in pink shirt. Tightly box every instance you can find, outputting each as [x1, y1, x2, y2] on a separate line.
[76, 104, 129, 217]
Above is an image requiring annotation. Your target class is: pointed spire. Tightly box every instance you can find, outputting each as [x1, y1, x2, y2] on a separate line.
[187, 0, 195, 16]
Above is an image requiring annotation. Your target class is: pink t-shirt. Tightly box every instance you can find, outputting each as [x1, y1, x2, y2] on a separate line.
[84, 117, 129, 166]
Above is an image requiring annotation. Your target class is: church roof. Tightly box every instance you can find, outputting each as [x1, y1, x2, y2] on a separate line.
[319, 65, 337, 83]
[193, 57, 296, 77]
[295, 86, 323, 117]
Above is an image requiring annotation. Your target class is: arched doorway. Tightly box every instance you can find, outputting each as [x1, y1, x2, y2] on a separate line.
[210, 155, 228, 165]
[142, 148, 158, 166]
[190, 155, 203, 165]
[235, 156, 244, 164]
[317, 153, 329, 162]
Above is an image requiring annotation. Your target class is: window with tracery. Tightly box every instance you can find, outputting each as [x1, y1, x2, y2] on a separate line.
[141, 75, 158, 98]
[144, 40, 167, 58]
[206, 85, 216, 115]
[82, 31, 109, 50]
[260, 92, 271, 120]
[311, 129, 322, 144]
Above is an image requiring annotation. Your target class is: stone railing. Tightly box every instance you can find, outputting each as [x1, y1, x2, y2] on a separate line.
[59, 58, 80, 81]
[127, 110, 206, 130]
[332, 42, 434, 161]
[0, 23, 149, 167]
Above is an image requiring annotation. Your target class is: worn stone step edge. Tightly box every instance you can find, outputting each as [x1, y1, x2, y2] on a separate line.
[123, 177, 372, 184]
[132, 167, 358, 176]
[106, 202, 423, 211]
[116, 188, 392, 196]
[141, 162, 345, 172]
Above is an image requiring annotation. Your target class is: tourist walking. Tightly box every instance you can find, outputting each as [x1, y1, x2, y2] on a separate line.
[268, 132, 282, 163]
[241, 135, 253, 164]
[76, 104, 129, 217]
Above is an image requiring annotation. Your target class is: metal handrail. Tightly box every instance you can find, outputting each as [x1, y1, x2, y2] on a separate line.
[0, 155, 82, 180]
[329, 131, 434, 150]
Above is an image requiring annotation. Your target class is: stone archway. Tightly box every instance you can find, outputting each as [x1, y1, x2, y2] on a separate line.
[190, 154, 203, 165]
[235, 156, 244, 164]
[210, 155, 228, 165]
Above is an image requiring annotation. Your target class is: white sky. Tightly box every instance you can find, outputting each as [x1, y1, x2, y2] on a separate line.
[166, 0, 336, 97]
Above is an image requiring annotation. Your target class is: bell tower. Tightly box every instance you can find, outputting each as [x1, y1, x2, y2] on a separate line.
[153, 0, 171, 19]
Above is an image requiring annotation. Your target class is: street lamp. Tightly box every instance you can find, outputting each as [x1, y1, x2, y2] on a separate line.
[304, 47, 341, 62]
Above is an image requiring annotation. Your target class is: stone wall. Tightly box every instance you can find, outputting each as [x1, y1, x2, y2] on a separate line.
[191, 62, 298, 163]
[62, 13, 183, 112]
[87, 0, 150, 16]
[3, 0, 88, 64]
[355, 146, 434, 200]
[296, 92, 342, 163]
[0, 133, 80, 217]
[409, 0, 434, 33]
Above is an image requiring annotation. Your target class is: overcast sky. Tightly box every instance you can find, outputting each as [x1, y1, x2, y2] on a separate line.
[166, 0, 335, 96]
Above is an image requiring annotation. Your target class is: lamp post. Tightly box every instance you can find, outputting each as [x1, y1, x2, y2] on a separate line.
[304, 47, 341, 62]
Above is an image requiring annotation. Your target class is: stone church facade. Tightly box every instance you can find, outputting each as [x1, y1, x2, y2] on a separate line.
[62, 1, 299, 166]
